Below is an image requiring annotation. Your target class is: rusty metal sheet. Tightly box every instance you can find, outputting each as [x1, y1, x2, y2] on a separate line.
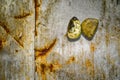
[0, 0, 35, 80]
[0, 0, 120, 80]
[35, 0, 120, 80]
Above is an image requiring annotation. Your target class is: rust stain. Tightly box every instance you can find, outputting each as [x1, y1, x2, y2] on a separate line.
[85, 59, 94, 78]
[0, 21, 10, 33]
[66, 56, 75, 64]
[14, 12, 31, 19]
[0, 39, 6, 50]
[35, 39, 57, 57]
[34, 0, 42, 21]
[0, 21, 23, 48]
[49, 61, 62, 72]
[89, 43, 95, 78]
[34, 0, 42, 36]
[35, 38, 62, 80]
[90, 42, 96, 53]
[85, 59, 93, 68]
[40, 63, 46, 74]
[15, 50, 18, 52]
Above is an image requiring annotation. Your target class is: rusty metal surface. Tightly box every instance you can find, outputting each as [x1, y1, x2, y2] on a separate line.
[0, 0, 120, 80]
[35, 0, 120, 80]
[0, 0, 35, 80]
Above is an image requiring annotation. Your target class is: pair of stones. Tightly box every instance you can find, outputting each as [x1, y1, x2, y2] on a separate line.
[67, 17, 99, 41]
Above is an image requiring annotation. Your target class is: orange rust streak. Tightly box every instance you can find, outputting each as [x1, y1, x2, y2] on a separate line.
[35, 39, 59, 80]
[85, 59, 93, 68]
[85, 59, 94, 78]
[89, 43, 95, 78]
[0, 21, 10, 33]
[35, 39, 57, 57]
[48, 61, 62, 72]
[66, 56, 75, 64]
[14, 13, 31, 19]
[90, 42, 96, 53]
[34, 0, 42, 36]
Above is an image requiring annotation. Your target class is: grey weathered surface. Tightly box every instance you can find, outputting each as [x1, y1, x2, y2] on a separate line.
[0, 0, 35, 80]
[35, 0, 120, 80]
[0, 0, 120, 80]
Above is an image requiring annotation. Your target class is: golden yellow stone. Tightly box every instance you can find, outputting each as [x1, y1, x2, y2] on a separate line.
[67, 17, 81, 40]
[81, 18, 99, 40]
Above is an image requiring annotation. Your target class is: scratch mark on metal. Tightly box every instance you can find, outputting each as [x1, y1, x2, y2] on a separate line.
[14, 12, 31, 19]
[0, 21, 23, 48]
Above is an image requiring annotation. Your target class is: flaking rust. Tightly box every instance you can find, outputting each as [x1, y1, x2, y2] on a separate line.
[35, 38, 62, 80]
[34, 0, 42, 36]
[35, 38, 57, 57]
[14, 12, 31, 19]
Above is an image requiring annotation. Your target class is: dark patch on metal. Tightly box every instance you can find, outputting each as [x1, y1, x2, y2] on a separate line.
[14, 13, 31, 19]
[40, 63, 46, 74]
[49, 64, 54, 72]
[15, 50, 18, 52]
[34, 0, 41, 20]
[68, 1, 71, 6]
[0, 40, 3, 50]
[100, 0, 106, 21]
[117, 0, 120, 5]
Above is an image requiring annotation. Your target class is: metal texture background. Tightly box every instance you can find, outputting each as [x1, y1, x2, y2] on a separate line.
[0, 0, 120, 80]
